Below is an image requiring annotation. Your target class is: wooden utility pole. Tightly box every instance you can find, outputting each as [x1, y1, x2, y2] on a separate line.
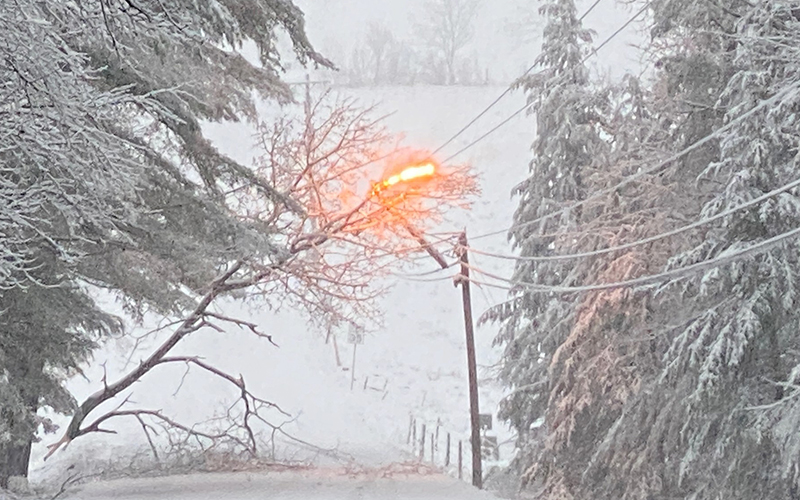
[455, 230, 482, 489]
[410, 227, 482, 488]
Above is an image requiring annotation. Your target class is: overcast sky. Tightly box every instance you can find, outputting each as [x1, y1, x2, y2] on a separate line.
[292, 0, 647, 84]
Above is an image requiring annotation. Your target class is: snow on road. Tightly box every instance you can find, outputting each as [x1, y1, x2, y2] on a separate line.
[63, 470, 498, 500]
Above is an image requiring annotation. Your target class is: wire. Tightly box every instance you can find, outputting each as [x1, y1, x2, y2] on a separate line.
[432, 82, 530, 158]
[579, 0, 604, 20]
[471, 81, 800, 241]
[468, 223, 800, 294]
[437, 1, 652, 165]
[396, 272, 459, 283]
[465, 175, 800, 262]
[393, 259, 459, 279]
[441, 106, 529, 163]
[588, 1, 650, 61]
[469, 250, 499, 308]
[430, 0, 609, 159]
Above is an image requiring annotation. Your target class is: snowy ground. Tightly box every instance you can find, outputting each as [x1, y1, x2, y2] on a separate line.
[61, 470, 499, 500]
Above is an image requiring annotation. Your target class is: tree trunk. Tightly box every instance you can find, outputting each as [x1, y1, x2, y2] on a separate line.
[0, 359, 42, 488]
[445, 44, 457, 85]
[446, 58, 455, 85]
[0, 439, 33, 489]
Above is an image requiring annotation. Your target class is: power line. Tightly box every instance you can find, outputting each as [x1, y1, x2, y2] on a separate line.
[437, 0, 652, 165]
[588, 1, 650, 61]
[470, 81, 800, 241]
[395, 272, 458, 283]
[469, 249, 500, 308]
[579, 0, 605, 20]
[430, 0, 610, 159]
[441, 106, 529, 163]
[467, 223, 800, 294]
[431, 81, 529, 159]
[282, 4, 609, 195]
[393, 260, 459, 279]
[465, 175, 800, 262]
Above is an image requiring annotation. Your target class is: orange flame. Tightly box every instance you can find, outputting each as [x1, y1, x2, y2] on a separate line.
[373, 163, 436, 194]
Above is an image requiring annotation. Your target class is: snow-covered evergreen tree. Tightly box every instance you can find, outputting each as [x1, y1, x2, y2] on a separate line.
[648, 2, 800, 497]
[490, 0, 785, 497]
[0, 255, 121, 485]
[551, 2, 800, 498]
[0, 0, 328, 485]
[486, 0, 606, 488]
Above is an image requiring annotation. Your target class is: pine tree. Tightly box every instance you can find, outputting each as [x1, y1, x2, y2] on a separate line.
[0, 253, 122, 486]
[539, 1, 800, 498]
[0, 0, 328, 485]
[490, 0, 760, 496]
[486, 0, 606, 489]
[640, 2, 800, 497]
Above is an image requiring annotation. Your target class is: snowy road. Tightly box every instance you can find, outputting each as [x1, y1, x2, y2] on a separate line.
[63, 470, 499, 500]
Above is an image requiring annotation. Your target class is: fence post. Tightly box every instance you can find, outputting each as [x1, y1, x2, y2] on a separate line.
[431, 433, 435, 464]
[412, 420, 417, 454]
[419, 424, 426, 461]
[407, 416, 414, 444]
[445, 433, 451, 466]
[458, 440, 463, 480]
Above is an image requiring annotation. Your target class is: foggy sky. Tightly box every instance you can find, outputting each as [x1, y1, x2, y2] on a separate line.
[294, 0, 646, 84]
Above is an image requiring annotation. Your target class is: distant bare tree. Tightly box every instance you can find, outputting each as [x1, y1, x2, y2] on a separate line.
[345, 46, 370, 86]
[506, 0, 545, 49]
[344, 26, 420, 87]
[365, 23, 396, 84]
[414, 0, 480, 85]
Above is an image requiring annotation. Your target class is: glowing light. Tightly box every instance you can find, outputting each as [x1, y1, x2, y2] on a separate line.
[373, 163, 436, 194]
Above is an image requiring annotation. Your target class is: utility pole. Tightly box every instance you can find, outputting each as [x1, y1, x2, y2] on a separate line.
[455, 230, 482, 489]
[411, 226, 482, 489]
